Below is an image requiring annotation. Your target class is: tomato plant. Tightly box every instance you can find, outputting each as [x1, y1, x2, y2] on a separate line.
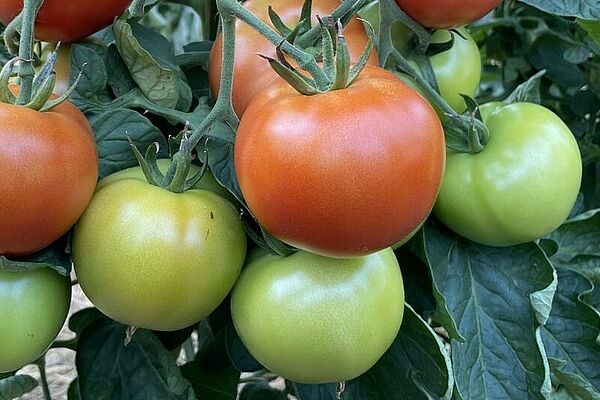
[0, 267, 70, 373]
[231, 248, 405, 384]
[208, 0, 378, 116]
[2, 0, 600, 399]
[235, 66, 445, 257]
[394, 0, 502, 28]
[435, 102, 582, 246]
[72, 177, 247, 331]
[0, 0, 132, 43]
[0, 92, 98, 257]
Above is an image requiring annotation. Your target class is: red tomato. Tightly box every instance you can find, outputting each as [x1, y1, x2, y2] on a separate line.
[0, 0, 132, 43]
[235, 66, 445, 257]
[0, 92, 98, 257]
[208, 0, 379, 117]
[394, 0, 501, 28]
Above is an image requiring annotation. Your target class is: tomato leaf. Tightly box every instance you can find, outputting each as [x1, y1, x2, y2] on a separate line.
[544, 209, 600, 282]
[75, 316, 197, 400]
[541, 268, 600, 397]
[89, 108, 168, 179]
[578, 20, 600, 47]
[516, 0, 600, 20]
[113, 19, 192, 112]
[294, 305, 453, 400]
[0, 374, 38, 400]
[239, 382, 287, 400]
[504, 70, 546, 105]
[416, 222, 556, 400]
[0, 235, 71, 276]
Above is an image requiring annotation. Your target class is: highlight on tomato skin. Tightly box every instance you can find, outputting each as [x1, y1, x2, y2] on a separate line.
[394, 0, 502, 28]
[0, 0, 132, 43]
[235, 66, 446, 258]
[208, 0, 379, 117]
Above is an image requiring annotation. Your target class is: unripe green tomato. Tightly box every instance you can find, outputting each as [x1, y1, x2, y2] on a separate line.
[0, 268, 70, 372]
[73, 178, 247, 331]
[97, 159, 236, 203]
[231, 248, 405, 384]
[429, 28, 481, 113]
[434, 102, 582, 246]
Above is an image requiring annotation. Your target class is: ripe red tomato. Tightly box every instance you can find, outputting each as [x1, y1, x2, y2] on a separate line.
[208, 0, 379, 117]
[0, 94, 98, 257]
[235, 66, 445, 257]
[0, 0, 132, 43]
[394, 0, 501, 28]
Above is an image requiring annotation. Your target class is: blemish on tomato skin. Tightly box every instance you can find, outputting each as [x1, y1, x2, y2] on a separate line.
[210, 212, 214, 219]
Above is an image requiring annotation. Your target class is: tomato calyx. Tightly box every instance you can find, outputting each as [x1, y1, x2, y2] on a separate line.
[128, 123, 209, 193]
[443, 97, 490, 153]
[262, 17, 374, 94]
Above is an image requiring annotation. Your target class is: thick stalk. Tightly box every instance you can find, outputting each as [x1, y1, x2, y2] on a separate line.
[295, 0, 363, 48]
[17, 0, 45, 105]
[390, 49, 456, 117]
[35, 356, 53, 400]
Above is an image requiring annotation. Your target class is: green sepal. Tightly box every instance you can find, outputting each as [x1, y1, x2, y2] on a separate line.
[348, 19, 375, 84]
[331, 20, 351, 90]
[128, 138, 163, 187]
[0, 57, 19, 104]
[259, 54, 320, 95]
[39, 65, 86, 112]
[297, 0, 313, 37]
[268, 6, 293, 37]
[24, 72, 56, 110]
[32, 43, 59, 93]
[443, 111, 489, 154]
[0, 255, 68, 277]
[319, 17, 336, 83]
[339, 0, 367, 27]
[165, 129, 194, 193]
[183, 148, 209, 192]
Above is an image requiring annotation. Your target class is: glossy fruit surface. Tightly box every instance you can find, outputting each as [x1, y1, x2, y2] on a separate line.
[435, 102, 582, 246]
[72, 180, 247, 331]
[231, 248, 405, 384]
[0, 0, 132, 42]
[208, 0, 378, 116]
[0, 94, 98, 257]
[235, 66, 445, 257]
[0, 267, 71, 373]
[394, 0, 501, 28]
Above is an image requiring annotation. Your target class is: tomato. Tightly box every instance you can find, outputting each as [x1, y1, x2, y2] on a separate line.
[208, 0, 379, 116]
[235, 66, 445, 257]
[0, 267, 71, 373]
[394, 0, 501, 28]
[96, 159, 237, 203]
[0, 0, 132, 43]
[0, 92, 98, 257]
[72, 178, 247, 331]
[428, 28, 481, 113]
[231, 248, 405, 384]
[434, 102, 582, 247]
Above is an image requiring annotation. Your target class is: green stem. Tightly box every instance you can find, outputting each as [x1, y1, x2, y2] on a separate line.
[390, 49, 456, 117]
[295, 0, 363, 48]
[35, 356, 53, 400]
[17, 0, 44, 105]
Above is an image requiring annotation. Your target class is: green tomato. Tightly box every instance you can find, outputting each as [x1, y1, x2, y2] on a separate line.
[429, 28, 481, 113]
[72, 179, 247, 331]
[434, 102, 582, 246]
[0, 268, 70, 372]
[97, 159, 236, 203]
[231, 248, 405, 384]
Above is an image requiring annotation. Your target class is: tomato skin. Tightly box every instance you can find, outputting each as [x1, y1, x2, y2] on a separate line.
[235, 66, 445, 257]
[208, 0, 379, 117]
[434, 102, 582, 246]
[72, 180, 247, 331]
[394, 0, 501, 28]
[0, 95, 98, 257]
[0, 0, 131, 43]
[429, 28, 481, 113]
[231, 248, 405, 384]
[0, 268, 71, 373]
